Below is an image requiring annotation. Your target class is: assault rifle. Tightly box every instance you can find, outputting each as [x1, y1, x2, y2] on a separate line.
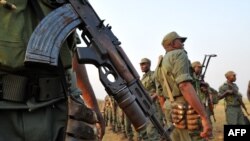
[199, 54, 217, 81]
[24, 0, 173, 140]
[228, 83, 250, 116]
[199, 54, 217, 122]
[208, 96, 216, 122]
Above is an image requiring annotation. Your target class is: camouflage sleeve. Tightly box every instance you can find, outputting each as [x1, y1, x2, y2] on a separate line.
[209, 87, 219, 104]
[218, 83, 227, 96]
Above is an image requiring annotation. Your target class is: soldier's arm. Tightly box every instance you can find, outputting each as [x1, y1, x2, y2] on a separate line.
[218, 90, 233, 100]
[179, 81, 212, 138]
[72, 54, 105, 139]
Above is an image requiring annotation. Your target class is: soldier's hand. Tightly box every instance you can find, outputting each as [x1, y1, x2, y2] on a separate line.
[96, 111, 106, 140]
[65, 95, 102, 141]
[150, 93, 158, 101]
[200, 116, 212, 139]
[96, 122, 105, 140]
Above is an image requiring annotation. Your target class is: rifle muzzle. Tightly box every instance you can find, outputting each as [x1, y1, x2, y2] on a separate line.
[113, 87, 148, 131]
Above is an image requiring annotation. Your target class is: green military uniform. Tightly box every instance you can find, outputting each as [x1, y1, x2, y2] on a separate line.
[119, 108, 127, 138]
[204, 86, 218, 123]
[115, 103, 123, 133]
[103, 95, 113, 127]
[155, 49, 193, 141]
[110, 96, 121, 132]
[140, 70, 162, 141]
[219, 82, 246, 125]
[125, 115, 134, 141]
[0, 1, 95, 141]
[191, 73, 210, 141]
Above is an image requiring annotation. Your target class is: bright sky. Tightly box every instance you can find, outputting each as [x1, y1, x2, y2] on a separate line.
[78, 0, 250, 100]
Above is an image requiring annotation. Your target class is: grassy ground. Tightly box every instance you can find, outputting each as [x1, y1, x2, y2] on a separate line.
[99, 99, 250, 141]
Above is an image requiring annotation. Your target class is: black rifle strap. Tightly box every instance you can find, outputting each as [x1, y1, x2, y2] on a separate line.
[28, 0, 70, 97]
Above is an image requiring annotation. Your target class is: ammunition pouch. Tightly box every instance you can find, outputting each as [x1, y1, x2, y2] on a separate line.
[0, 72, 65, 102]
[171, 102, 200, 131]
[65, 95, 98, 141]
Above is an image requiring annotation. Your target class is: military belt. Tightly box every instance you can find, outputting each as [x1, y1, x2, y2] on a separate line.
[0, 72, 65, 102]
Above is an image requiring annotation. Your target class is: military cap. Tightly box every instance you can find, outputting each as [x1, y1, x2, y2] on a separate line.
[191, 61, 202, 68]
[161, 31, 187, 46]
[225, 71, 236, 78]
[140, 58, 151, 64]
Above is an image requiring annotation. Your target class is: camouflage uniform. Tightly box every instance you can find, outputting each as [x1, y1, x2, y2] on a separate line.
[120, 110, 127, 139]
[190, 72, 207, 141]
[109, 96, 124, 133]
[140, 69, 162, 141]
[219, 82, 246, 125]
[247, 80, 250, 101]
[191, 61, 219, 140]
[125, 115, 134, 140]
[102, 95, 113, 127]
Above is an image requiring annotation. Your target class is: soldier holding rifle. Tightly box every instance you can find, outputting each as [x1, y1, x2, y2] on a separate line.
[191, 61, 218, 140]
[218, 71, 250, 125]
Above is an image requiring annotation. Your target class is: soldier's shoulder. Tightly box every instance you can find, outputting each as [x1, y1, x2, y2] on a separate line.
[219, 82, 228, 89]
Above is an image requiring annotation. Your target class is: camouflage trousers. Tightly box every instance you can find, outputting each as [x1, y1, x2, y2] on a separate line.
[225, 105, 246, 125]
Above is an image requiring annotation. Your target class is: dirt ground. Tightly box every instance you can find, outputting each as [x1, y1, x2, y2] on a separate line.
[101, 101, 250, 141]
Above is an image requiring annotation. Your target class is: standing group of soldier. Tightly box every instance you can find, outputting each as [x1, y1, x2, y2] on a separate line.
[2, 1, 249, 141]
[101, 31, 250, 141]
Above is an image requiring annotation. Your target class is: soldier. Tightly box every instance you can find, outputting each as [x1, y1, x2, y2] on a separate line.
[109, 96, 120, 133]
[199, 82, 218, 124]
[0, 1, 104, 141]
[124, 115, 135, 141]
[247, 81, 250, 101]
[114, 100, 124, 134]
[190, 61, 215, 141]
[154, 31, 212, 141]
[218, 71, 249, 125]
[119, 109, 127, 139]
[191, 60, 219, 101]
[199, 81, 219, 139]
[139, 58, 163, 141]
[102, 95, 113, 127]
